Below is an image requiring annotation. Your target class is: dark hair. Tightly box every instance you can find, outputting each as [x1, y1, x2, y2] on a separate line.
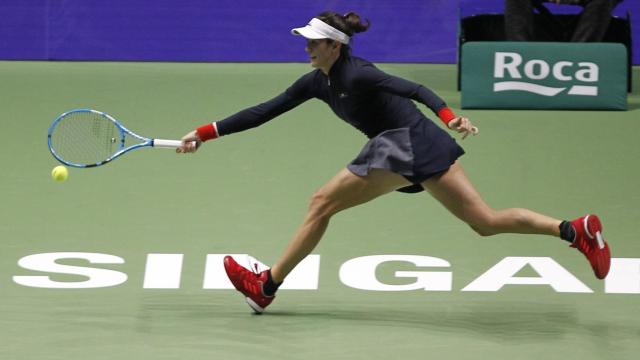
[316, 11, 370, 36]
[316, 11, 370, 55]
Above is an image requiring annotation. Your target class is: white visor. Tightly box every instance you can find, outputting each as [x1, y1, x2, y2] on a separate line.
[291, 18, 350, 45]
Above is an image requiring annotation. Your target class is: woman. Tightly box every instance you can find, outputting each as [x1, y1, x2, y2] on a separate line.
[177, 11, 610, 314]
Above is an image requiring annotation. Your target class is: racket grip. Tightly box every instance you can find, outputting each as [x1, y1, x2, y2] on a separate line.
[152, 139, 196, 148]
[153, 139, 182, 148]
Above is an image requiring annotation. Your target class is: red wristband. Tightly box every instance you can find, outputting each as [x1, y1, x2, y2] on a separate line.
[196, 123, 219, 142]
[437, 107, 456, 126]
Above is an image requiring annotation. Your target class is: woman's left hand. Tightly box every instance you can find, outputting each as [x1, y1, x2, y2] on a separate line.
[447, 117, 479, 140]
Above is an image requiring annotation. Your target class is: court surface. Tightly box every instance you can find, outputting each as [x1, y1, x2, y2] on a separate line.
[1, 61, 639, 359]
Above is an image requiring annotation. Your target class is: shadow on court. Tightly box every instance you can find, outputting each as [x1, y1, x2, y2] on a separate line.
[135, 297, 640, 345]
[269, 305, 580, 341]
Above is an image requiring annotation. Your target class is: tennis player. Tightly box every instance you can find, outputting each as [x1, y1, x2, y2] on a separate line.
[177, 11, 611, 313]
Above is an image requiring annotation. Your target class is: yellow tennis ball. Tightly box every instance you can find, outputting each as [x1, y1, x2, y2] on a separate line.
[51, 165, 68, 182]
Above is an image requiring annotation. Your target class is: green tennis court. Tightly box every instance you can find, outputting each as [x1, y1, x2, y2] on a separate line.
[1, 61, 639, 359]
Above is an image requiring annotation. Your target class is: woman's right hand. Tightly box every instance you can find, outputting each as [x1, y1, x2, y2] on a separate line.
[176, 130, 202, 153]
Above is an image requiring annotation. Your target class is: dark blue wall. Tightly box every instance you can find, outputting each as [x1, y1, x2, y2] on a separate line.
[0, 0, 637, 64]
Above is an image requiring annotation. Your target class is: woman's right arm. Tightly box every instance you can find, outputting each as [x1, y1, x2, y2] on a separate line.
[177, 73, 315, 153]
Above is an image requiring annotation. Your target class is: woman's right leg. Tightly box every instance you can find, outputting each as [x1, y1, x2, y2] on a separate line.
[270, 168, 411, 283]
[224, 167, 411, 313]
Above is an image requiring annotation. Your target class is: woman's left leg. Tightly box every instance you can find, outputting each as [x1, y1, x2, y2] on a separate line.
[421, 160, 611, 280]
[422, 161, 561, 237]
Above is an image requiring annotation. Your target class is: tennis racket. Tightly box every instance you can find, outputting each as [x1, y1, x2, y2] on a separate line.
[48, 109, 189, 168]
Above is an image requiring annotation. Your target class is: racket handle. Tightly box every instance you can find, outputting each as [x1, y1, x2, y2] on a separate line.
[152, 139, 196, 148]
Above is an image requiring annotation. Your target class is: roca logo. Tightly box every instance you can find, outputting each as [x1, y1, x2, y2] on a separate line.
[493, 52, 599, 96]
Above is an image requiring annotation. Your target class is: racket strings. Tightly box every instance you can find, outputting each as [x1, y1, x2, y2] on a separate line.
[50, 112, 121, 166]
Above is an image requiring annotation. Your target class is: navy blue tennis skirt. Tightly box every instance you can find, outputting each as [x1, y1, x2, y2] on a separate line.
[347, 118, 465, 193]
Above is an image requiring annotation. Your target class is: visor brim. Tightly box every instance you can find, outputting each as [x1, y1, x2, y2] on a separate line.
[291, 26, 328, 40]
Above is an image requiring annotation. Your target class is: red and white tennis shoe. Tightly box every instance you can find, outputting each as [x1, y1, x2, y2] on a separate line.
[570, 214, 611, 279]
[223, 255, 274, 314]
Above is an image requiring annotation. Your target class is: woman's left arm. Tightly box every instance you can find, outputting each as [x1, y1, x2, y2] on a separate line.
[355, 65, 478, 137]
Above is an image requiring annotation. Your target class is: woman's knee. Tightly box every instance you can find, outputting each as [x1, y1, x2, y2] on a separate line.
[465, 210, 499, 237]
[307, 189, 340, 220]
[469, 222, 497, 237]
[466, 208, 530, 237]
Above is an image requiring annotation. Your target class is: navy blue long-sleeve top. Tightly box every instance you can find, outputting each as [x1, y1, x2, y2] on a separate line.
[216, 54, 449, 139]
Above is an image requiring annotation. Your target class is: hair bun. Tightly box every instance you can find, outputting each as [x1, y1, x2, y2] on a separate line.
[343, 11, 370, 34]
